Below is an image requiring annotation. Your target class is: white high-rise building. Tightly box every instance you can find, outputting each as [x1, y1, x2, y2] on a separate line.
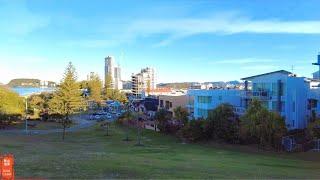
[131, 67, 156, 97]
[105, 56, 122, 90]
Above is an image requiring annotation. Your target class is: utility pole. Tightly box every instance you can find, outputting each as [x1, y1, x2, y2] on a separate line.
[25, 96, 28, 135]
[312, 53, 320, 80]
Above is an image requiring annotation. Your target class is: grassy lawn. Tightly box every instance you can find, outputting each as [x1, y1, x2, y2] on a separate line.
[10, 120, 76, 130]
[0, 123, 319, 179]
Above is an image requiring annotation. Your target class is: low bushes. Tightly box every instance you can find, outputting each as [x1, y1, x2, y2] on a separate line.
[177, 100, 288, 150]
[178, 120, 207, 142]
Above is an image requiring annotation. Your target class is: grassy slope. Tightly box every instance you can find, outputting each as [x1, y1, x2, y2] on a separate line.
[11, 121, 77, 130]
[0, 124, 319, 179]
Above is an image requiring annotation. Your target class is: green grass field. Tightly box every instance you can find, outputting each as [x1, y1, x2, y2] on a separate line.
[1, 123, 320, 179]
[11, 121, 63, 130]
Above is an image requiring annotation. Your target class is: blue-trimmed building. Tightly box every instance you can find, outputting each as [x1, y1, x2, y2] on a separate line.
[188, 89, 242, 119]
[188, 70, 319, 130]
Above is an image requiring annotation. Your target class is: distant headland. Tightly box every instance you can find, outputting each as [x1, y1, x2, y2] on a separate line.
[7, 78, 57, 88]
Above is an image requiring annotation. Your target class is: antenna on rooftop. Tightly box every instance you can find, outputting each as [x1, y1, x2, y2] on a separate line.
[291, 65, 294, 74]
[312, 52, 320, 80]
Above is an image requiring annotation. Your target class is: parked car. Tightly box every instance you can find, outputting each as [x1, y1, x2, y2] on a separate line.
[106, 114, 112, 119]
[97, 119, 104, 122]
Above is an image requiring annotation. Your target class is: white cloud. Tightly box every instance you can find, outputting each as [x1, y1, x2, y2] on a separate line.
[60, 12, 320, 48]
[125, 13, 320, 46]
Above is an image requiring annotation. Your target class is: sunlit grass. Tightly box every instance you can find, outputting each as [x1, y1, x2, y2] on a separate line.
[0, 123, 319, 179]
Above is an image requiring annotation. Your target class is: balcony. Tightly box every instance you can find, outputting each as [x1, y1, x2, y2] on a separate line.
[241, 90, 271, 100]
[233, 107, 246, 115]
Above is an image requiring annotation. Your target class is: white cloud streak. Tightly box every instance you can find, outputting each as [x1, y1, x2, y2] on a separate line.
[68, 13, 320, 48]
[126, 14, 320, 46]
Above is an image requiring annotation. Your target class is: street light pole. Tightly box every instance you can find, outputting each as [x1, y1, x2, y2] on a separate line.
[25, 96, 28, 135]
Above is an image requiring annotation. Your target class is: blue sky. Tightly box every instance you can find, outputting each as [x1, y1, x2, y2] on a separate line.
[1, 0, 320, 84]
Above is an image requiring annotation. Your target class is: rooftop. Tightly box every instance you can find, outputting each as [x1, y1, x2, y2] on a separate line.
[241, 70, 292, 81]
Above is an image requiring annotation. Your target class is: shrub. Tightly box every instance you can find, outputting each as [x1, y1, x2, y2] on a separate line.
[178, 120, 206, 142]
[240, 99, 287, 148]
[207, 104, 239, 143]
[308, 119, 320, 139]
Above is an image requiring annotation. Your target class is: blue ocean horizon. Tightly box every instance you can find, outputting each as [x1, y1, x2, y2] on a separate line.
[12, 87, 55, 97]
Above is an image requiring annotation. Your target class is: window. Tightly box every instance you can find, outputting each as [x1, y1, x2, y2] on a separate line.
[272, 83, 277, 96]
[272, 101, 277, 111]
[160, 100, 163, 107]
[253, 83, 257, 91]
[280, 82, 285, 96]
[218, 96, 222, 101]
[262, 101, 268, 109]
[281, 101, 285, 112]
[292, 120, 295, 127]
[165, 101, 170, 109]
[198, 96, 212, 104]
[197, 108, 208, 118]
[169, 102, 172, 108]
[292, 101, 295, 112]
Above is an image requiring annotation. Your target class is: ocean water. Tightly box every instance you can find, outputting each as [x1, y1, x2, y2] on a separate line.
[12, 87, 55, 97]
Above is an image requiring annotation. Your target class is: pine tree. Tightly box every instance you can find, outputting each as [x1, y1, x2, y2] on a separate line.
[48, 62, 85, 140]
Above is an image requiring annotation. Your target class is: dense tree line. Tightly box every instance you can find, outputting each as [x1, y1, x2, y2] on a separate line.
[80, 73, 128, 107]
[155, 99, 290, 149]
[0, 86, 25, 127]
[104, 74, 127, 103]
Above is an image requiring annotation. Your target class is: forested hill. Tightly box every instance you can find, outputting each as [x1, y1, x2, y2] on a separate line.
[157, 82, 193, 89]
[7, 79, 56, 88]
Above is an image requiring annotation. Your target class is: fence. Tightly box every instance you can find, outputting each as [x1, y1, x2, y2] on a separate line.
[282, 136, 319, 152]
[314, 139, 320, 152]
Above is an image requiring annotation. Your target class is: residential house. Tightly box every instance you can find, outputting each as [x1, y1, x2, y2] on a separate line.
[158, 93, 189, 117]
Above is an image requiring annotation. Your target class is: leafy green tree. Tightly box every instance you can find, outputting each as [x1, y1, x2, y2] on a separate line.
[118, 110, 135, 141]
[104, 74, 113, 98]
[0, 86, 24, 126]
[103, 74, 128, 103]
[173, 106, 189, 125]
[207, 103, 239, 142]
[29, 95, 45, 110]
[154, 109, 172, 133]
[87, 73, 103, 103]
[79, 80, 89, 90]
[48, 62, 85, 140]
[308, 119, 320, 139]
[136, 111, 144, 146]
[179, 119, 206, 142]
[240, 99, 287, 148]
